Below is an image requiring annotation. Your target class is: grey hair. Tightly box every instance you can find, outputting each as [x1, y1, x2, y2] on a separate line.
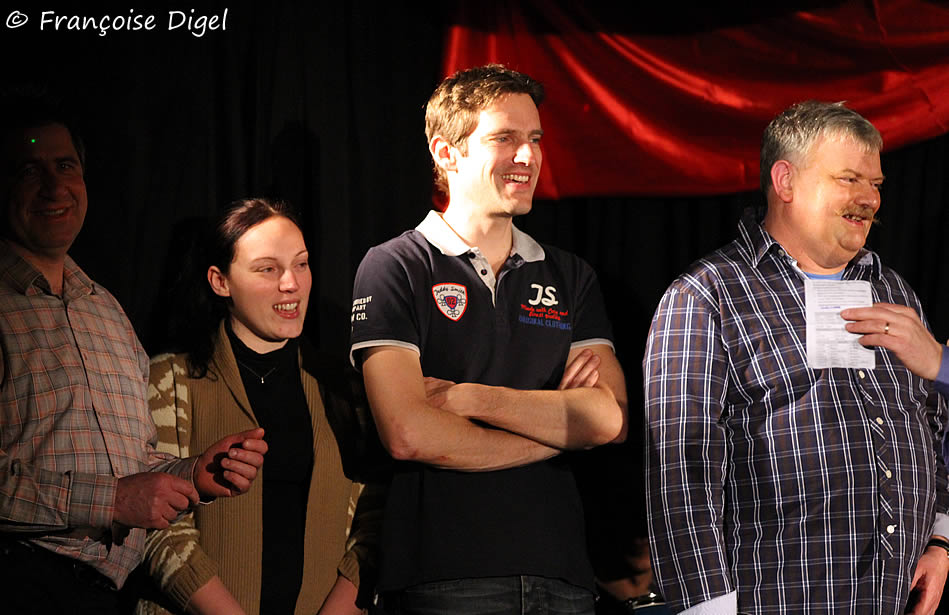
[760, 100, 882, 193]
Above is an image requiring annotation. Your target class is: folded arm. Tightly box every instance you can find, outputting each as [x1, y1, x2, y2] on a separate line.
[425, 345, 627, 449]
[362, 346, 560, 471]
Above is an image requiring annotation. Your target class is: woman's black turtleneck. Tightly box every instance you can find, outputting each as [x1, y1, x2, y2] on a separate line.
[226, 322, 314, 614]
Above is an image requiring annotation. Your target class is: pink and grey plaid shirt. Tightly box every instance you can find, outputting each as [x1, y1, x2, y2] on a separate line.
[0, 241, 194, 588]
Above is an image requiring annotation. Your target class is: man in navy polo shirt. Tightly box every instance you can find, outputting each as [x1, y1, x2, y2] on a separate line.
[350, 65, 628, 614]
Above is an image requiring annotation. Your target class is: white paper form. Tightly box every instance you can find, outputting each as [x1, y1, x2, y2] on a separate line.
[804, 279, 875, 369]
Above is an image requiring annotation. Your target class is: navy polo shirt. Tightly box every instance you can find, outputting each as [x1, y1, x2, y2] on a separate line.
[350, 211, 614, 591]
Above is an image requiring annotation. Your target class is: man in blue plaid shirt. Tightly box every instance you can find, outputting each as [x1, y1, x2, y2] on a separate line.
[645, 101, 949, 615]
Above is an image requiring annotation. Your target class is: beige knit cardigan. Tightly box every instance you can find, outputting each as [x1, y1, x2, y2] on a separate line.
[135, 324, 381, 614]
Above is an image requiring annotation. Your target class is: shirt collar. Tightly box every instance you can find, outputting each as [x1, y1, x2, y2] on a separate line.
[415, 210, 545, 262]
[0, 239, 96, 298]
[737, 207, 881, 280]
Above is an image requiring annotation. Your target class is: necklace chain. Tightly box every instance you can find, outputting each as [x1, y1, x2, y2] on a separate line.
[236, 359, 278, 384]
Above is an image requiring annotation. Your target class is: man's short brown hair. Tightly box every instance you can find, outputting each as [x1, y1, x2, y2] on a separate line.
[425, 64, 544, 194]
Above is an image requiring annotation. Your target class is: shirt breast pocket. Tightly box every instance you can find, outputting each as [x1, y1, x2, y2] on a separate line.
[725, 322, 810, 404]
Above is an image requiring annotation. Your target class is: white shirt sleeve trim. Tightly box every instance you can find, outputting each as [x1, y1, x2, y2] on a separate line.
[350, 339, 420, 370]
[570, 338, 615, 353]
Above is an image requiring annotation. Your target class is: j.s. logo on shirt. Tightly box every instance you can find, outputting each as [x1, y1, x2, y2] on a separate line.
[528, 284, 558, 307]
[433, 283, 468, 321]
[518, 283, 571, 332]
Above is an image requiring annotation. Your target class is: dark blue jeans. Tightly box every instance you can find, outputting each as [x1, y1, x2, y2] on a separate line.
[382, 575, 595, 615]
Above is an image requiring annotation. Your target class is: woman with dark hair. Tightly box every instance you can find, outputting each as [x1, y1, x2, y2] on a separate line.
[134, 198, 380, 615]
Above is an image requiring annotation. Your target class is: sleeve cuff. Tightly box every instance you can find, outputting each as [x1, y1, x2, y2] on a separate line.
[339, 550, 379, 609]
[681, 591, 737, 615]
[153, 456, 212, 507]
[570, 338, 615, 353]
[68, 471, 117, 529]
[349, 339, 420, 370]
[934, 346, 949, 398]
[166, 548, 219, 610]
[338, 551, 360, 588]
[153, 456, 199, 484]
[932, 512, 949, 539]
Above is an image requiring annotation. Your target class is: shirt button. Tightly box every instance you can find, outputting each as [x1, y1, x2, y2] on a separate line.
[858, 370, 866, 379]
[876, 417, 884, 425]
[480, 269, 487, 275]
[885, 470, 892, 479]
[886, 525, 896, 534]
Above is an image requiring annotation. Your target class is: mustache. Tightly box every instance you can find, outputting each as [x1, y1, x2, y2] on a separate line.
[834, 205, 881, 226]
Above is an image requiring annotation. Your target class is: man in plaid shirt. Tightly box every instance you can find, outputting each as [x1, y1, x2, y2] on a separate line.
[0, 96, 267, 614]
[645, 101, 949, 615]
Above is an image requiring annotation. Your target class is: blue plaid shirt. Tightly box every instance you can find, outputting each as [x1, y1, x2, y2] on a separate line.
[645, 211, 949, 615]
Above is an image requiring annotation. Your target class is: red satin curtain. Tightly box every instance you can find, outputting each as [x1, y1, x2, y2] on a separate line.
[442, 1, 949, 198]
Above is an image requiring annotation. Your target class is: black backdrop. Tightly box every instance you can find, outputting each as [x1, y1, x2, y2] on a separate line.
[5, 0, 949, 559]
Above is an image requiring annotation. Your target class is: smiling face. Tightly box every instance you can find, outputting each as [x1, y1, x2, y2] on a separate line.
[769, 133, 883, 274]
[1, 123, 87, 266]
[208, 216, 311, 353]
[449, 93, 543, 218]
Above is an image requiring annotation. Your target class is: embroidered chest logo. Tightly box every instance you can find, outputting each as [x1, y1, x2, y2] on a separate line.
[432, 283, 468, 321]
[518, 283, 571, 331]
[528, 283, 558, 306]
